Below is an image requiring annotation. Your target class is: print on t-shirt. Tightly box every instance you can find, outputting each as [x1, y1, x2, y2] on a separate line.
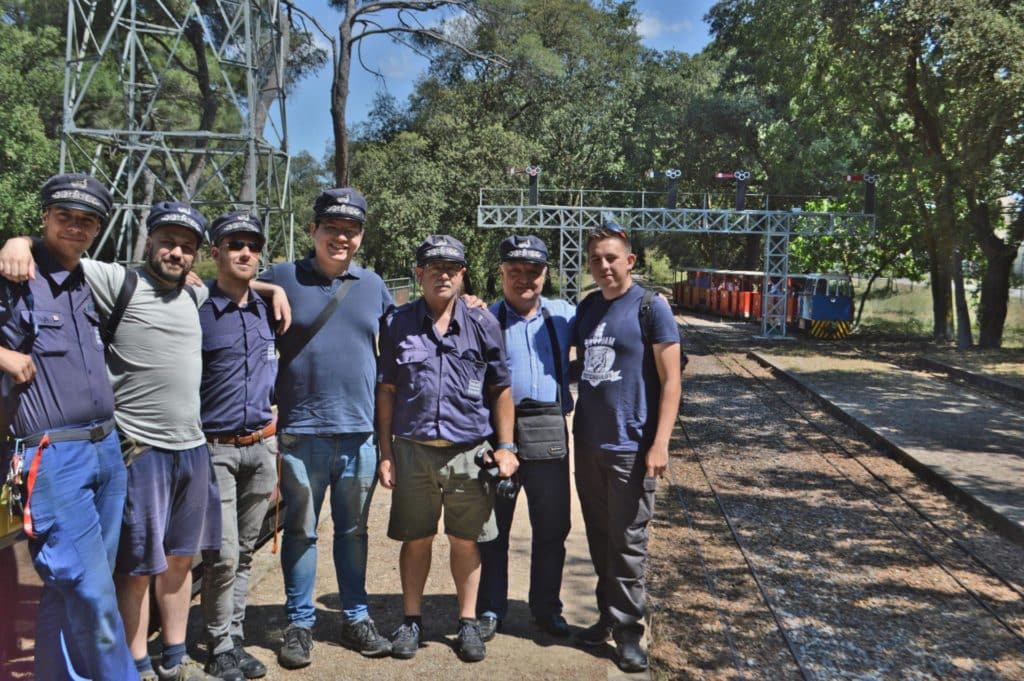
[582, 322, 622, 387]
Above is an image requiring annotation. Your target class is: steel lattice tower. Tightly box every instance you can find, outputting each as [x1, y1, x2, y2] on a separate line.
[61, 0, 296, 262]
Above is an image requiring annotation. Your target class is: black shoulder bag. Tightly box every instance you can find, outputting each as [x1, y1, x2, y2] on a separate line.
[499, 303, 568, 461]
[276, 277, 357, 367]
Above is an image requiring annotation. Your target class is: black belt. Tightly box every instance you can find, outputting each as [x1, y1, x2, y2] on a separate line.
[17, 417, 116, 449]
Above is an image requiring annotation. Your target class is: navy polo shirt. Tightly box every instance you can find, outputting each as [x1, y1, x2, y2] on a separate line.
[378, 297, 510, 444]
[0, 246, 114, 438]
[258, 258, 393, 434]
[199, 282, 277, 434]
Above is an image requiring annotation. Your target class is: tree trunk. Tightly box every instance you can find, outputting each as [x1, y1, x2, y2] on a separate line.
[952, 249, 972, 349]
[332, 0, 355, 186]
[183, 16, 216, 197]
[967, 191, 1023, 349]
[929, 181, 956, 341]
[131, 168, 157, 263]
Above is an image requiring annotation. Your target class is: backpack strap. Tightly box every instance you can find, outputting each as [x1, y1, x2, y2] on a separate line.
[183, 282, 199, 308]
[102, 269, 138, 347]
[637, 286, 688, 370]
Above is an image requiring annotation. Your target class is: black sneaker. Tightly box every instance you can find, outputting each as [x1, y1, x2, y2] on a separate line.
[204, 648, 245, 681]
[614, 627, 648, 673]
[341, 617, 392, 657]
[390, 622, 421, 660]
[477, 614, 499, 642]
[534, 613, 570, 638]
[455, 619, 486, 663]
[231, 636, 267, 679]
[277, 625, 313, 669]
[575, 619, 613, 647]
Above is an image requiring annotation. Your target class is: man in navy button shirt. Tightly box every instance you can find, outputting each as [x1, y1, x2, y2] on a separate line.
[253, 187, 394, 668]
[376, 235, 517, 663]
[0, 173, 136, 680]
[477, 235, 574, 642]
[198, 211, 277, 681]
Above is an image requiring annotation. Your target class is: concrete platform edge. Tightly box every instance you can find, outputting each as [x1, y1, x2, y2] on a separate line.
[747, 351, 1024, 548]
[913, 356, 1024, 404]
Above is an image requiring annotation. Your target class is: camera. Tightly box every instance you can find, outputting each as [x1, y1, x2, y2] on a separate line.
[475, 450, 520, 502]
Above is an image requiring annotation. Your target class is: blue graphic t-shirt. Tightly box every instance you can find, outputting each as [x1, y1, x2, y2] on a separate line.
[572, 284, 679, 452]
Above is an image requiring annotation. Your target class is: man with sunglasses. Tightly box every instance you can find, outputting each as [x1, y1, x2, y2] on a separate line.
[252, 188, 394, 669]
[198, 212, 277, 681]
[572, 222, 681, 673]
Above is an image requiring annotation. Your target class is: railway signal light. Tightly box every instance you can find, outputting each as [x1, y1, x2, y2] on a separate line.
[645, 168, 682, 208]
[508, 165, 541, 205]
[716, 169, 751, 211]
[844, 172, 877, 214]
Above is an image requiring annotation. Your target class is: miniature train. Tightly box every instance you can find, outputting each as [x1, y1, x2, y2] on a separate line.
[673, 268, 854, 339]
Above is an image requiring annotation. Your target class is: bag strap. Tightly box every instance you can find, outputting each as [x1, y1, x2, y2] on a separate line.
[102, 269, 138, 347]
[278, 277, 356, 366]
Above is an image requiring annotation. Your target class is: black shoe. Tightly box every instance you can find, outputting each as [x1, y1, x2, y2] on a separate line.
[277, 625, 313, 669]
[341, 617, 393, 657]
[614, 627, 648, 673]
[231, 636, 267, 679]
[205, 648, 245, 681]
[575, 619, 613, 647]
[390, 622, 422, 660]
[455, 619, 486, 663]
[534, 613, 570, 638]
[477, 614, 499, 642]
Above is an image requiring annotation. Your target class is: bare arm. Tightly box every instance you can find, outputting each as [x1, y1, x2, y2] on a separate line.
[487, 384, 518, 478]
[0, 346, 35, 384]
[0, 236, 36, 282]
[646, 341, 682, 478]
[249, 279, 291, 334]
[375, 383, 397, 489]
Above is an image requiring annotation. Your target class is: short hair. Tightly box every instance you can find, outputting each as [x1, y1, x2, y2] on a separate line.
[586, 222, 631, 253]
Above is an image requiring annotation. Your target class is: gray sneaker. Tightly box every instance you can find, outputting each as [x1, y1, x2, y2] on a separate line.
[277, 624, 313, 669]
[156, 654, 219, 681]
[341, 617, 392, 657]
[390, 622, 421, 660]
[455, 619, 486, 663]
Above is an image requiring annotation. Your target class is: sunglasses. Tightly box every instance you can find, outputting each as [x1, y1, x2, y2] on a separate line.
[587, 221, 630, 246]
[224, 239, 263, 253]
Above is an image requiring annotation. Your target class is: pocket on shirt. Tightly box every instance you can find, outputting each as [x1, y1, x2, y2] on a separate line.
[202, 333, 238, 373]
[452, 349, 487, 403]
[396, 348, 431, 396]
[257, 325, 278, 364]
[21, 311, 69, 356]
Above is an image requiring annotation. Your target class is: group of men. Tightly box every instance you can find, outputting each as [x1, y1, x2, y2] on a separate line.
[0, 171, 681, 680]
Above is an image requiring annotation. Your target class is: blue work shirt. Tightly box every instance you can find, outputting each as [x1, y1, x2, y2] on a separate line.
[198, 282, 277, 434]
[0, 246, 114, 439]
[490, 297, 574, 414]
[378, 297, 510, 444]
[258, 258, 393, 434]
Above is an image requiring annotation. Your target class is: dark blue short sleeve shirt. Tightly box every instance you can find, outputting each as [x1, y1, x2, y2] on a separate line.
[198, 282, 277, 434]
[0, 246, 115, 438]
[378, 297, 510, 443]
[258, 258, 393, 434]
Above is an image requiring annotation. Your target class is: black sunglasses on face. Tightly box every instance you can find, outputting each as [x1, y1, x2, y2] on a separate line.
[225, 239, 262, 253]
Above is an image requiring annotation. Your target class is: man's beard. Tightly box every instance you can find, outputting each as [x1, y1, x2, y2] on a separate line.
[145, 248, 190, 287]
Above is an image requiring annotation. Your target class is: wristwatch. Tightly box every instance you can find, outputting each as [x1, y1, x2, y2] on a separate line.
[495, 442, 518, 455]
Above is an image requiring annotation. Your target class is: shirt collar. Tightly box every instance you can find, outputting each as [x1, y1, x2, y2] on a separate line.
[297, 256, 363, 282]
[415, 296, 465, 336]
[36, 244, 74, 289]
[503, 296, 545, 323]
[207, 280, 261, 315]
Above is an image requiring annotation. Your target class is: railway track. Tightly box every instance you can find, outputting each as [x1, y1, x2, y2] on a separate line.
[653, 315, 1024, 679]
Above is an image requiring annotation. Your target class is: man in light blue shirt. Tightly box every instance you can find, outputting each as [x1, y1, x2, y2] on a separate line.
[477, 235, 574, 641]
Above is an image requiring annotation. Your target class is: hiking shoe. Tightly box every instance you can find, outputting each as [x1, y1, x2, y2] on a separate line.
[231, 636, 267, 679]
[390, 622, 421, 660]
[455, 618, 486, 663]
[204, 648, 244, 681]
[575, 619, 614, 647]
[341, 617, 392, 657]
[277, 625, 313, 669]
[478, 614, 499, 642]
[156, 654, 218, 681]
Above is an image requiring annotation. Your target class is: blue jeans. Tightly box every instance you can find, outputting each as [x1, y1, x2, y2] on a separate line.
[279, 432, 377, 627]
[477, 455, 570, 621]
[23, 428, 136, 680]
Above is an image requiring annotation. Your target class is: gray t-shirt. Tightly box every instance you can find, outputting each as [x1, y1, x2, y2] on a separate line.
[82, 259, 208, 450]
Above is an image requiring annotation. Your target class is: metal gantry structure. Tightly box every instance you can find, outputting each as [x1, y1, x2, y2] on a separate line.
[61, 0, 313, 262]
[478, 185, 876, 338]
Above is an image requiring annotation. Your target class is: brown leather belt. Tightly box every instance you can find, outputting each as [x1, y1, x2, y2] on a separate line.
[206, 421, 276, 447]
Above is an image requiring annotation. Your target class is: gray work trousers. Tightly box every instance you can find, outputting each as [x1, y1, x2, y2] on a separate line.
[573, 440, 656, 634]
[201, 437, 277, 654]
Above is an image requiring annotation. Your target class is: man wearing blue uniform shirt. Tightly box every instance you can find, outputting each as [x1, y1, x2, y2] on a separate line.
[376, 234, 517, 664]
[253, 187, 394, 669]
[477, 235, 573, 641]
[0, 173, 136, 680]
[199, 212, 277, 681]
[572, 222, 681, 673]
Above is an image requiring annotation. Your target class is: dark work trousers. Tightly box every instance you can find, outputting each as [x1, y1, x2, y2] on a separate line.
[573, 440, 656, 634]
[477, 454, 571, 622]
